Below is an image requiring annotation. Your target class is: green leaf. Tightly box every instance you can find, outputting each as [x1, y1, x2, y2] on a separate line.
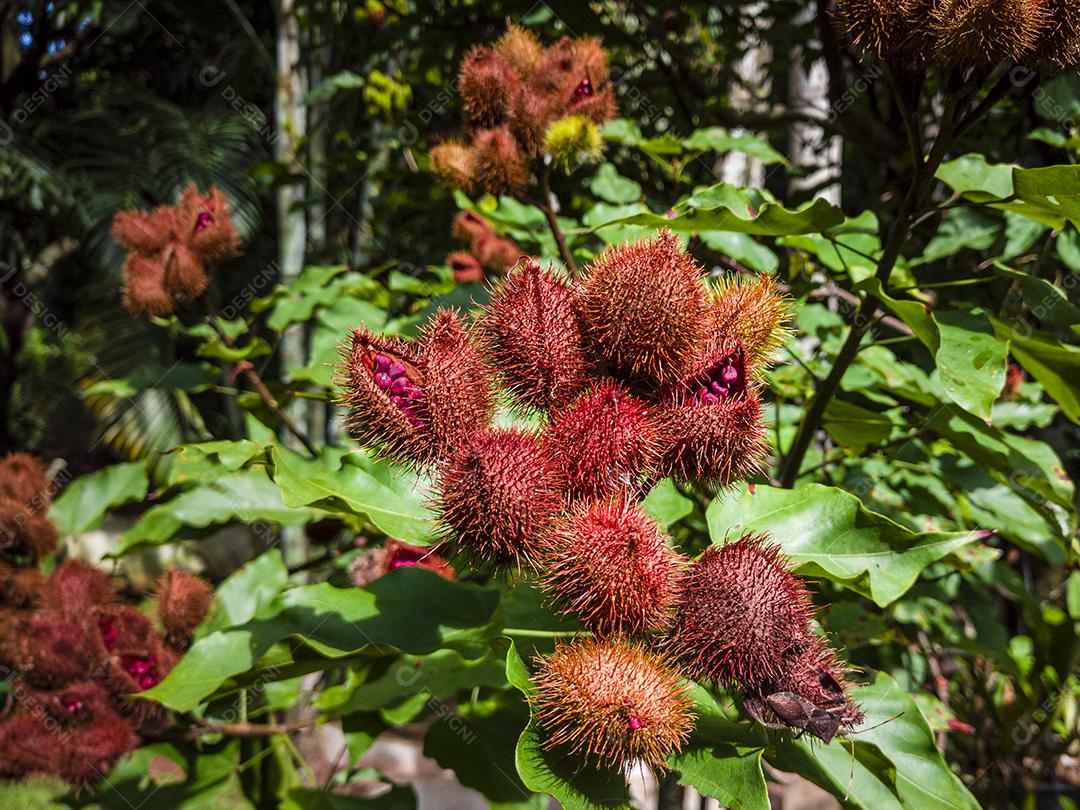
[992, 264, 1080, 329]
[49, 460, 148, 535]
[781, 211, 881, 282]
[1013, 164, 1080, 231]
[936, 154, 1066, 229]
[272, 447, 435, 543]
[504, 642, 633, 809]
[305, 70, 366, 105]
[283, 785, 416, 809]
[699, 230, 779, 273]
[641, 478, 693, 529]
[992, 316, 1080, 424]
[205, 548, 289, 632]
[771, 672, 979, 810]
[680, 127, 789, 165]
[823, 399, 904, 454]
[707, 483, 984, 606]
[589, 163, 642, 204]
[142, 568, 500, 712]
[197, 336, 272, 362]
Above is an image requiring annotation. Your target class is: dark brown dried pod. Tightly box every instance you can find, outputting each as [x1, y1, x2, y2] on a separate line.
[931, 0, 1050, 67]
[459, 46, 523, 128]
[0, 452, 50, 507]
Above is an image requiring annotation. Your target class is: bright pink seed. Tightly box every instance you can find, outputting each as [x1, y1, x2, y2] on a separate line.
[628, 714, 644, 731]
[374, 372, 392, 388]
[195, 211, 213, 232]
[388, 362, 406, 379]
[722, 364, 739, 383]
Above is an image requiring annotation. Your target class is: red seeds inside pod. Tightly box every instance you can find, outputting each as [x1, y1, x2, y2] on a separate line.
[681, 346, 747, 405]
[531, 638, 694, 771]
[367, 349, 426, 428]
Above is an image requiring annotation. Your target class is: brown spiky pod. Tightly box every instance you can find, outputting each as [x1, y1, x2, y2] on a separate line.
[0, 561, 43, 608]
[161, 241, 210, 302]
[41, 559, 116, 619]
[0, 714, 59, 779]
[350, 538, 457, 587]
[496, 24, 546, 80]
[449, 251, 485, 283]
[111, 205, 175, 255]
[417, 308, 496, 459]
[459, 46, 523, 128]
[155, 568, 214, 649]
[56, 713, 140, 788]
[435, 428, 563, 570]
[10, 613, 99, 688]
[17, 679, 119, 728]
[473, 234, 523, 274]
[532, 638, 694, 771]
[0, 452, 50, 507]
[510, 88, 557, 156]
[545, 380, 661, 502]
[471, 127, 529, 196]
[539, 501, 685, 636]
[0, 496, 59, 562]
[451, 210, 494, 245]
[175, 184, 240, 262]
[1031, 0, 1080, 70]
[537, 36, 617, 124]
[710, 274, 792, 370]
[339, 327, 431, 464]
[431, 141, 476, 192]
[479, 261, 589, 411]
[833, 0, 936, 65]
[121, 253, 175, 316]
[670, 535, 817, 689]
[95, 605, 178, 724]
[577, 230, 711, 386]
[931, 0, 1050, 66]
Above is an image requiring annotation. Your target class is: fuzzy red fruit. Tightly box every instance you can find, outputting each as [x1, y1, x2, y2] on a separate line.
[0, 452, 50, 507]
[417, 309, 496, 459]
[496, 24, 545, 80]
[577, 230, 711, 386]
[0, 561, 44, 608]
[155, 568, 214, 648]
[931, 0, 1049, 66]
[96, 605, 175, 696]
[111, 205, 175, 255]
[175, 184, 240, 261]
[42, 559, 117, 619]
[480, 261, 588, 411]
[13, 614, 98, 688]
[539, 501, 684, 636]
[1033, 0, 1080, 70]
[532, 638, 694, 771]
[161, 241, 210, 301]
[0, 714, 58, 779]
[545, 380, 660, 502]
[58, 714, 139, 787]
[509, 88, 556, 156]
[459, 46, 522, 128]
[350, 538, 457, 587]
[671, 535, 814, 687]
[435, 428, 563, 569]
[121, 253, 175, 316]
[339, 327, 431, 464]
[0, 496, 59, 562]
[430, 141, 475, 192]
[473, 234, 523, 274]
[655, 343, 769, 485]
[451, 210, 494, 246]
[448, 251, 485, 283]
[18, 679, 118, 727]
[471, 127, 529, 196]
[710, 275, 791, 368]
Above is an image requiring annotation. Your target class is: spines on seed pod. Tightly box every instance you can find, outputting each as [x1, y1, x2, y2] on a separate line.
[577, 230, 711, 386]
[458, 46, 522, 128]
[175, 184, 240, 262]
[448, 251, 485, 283]
[1032, 0, 1080, 70]
[430, 141, 476, 192]
[471, 127, 529, 196]
[0, 497, 59, 562]
[473, 234, 523, 274]
[41, 559, 117, 619]
[544, 379, 660, 502]
[9, 613, 98, 688]
[545, 115, 603, 172]
[435, 428, 563, 570]
[539, 500, 684, 636]
[154, 568, 214, 650]
[0, 562, 44, 608]
[655, 341, 769, 485]
[931, 0, 1050, 67]
[417, 308, 496, 458]
[479, 261, 588, 411]
[531, 637, 694, 771]
[111, 205, 175, 255]
[56, 714, 140, 788]
[0, 452, 50, 507]
[121, 253, 175, 316]
[711, 274, 792, 368]
[496, 24, 546, 80]
[451, 210, 494, 245]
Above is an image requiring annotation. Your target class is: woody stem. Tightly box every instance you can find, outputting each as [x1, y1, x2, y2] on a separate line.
[537, 161, 578, 275]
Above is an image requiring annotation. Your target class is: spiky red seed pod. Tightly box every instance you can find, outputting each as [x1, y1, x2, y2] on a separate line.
[0, 561, 44, 608]
[655, 343, 769, 485]
[537, 36, 617, 123]
[350, 538, 457, 587]
[451, 210, 494, 246]
[111, 205, 175, 255]
[496, 24, 546, 80]
[430, 141, 475, 192]
[473, 234, 523, 274]
[544, 380, 660, 502]
[338, 327, 431, 464]
[95, 606, 178, 724]
[161, 241, 210, 301]
[669, 534, 818, 690]
[532, 638, 694, 771]
[42, 559, 116, 619]
[931, 0, 1049, 66]
[0, 715, 58, 779]
[479, 261, 588, 411]
[510, 88, 557, 156]
[155, 568, 214, 648]
[577, 230, 711, 386]
[435, 428, 563, 569]
[1032, 0, 1080, 70]
[711, 275, 792, 368]
[458, 46, 522, 128]
[417, 308, 496, 459]
[471, 127, 529, 196]
[449, 251, 485, 283]
[0, 496, 59, 562]
[13, 614, 98, 688]
[58, 714, 139, 787]
[175, 184, 240, 261]
[18, 679, 119, 727]
[833, 0, 934, 63]
[0, 452, 50, 507]
[539, 501, 684, 636]
[121, 253, 175, 316]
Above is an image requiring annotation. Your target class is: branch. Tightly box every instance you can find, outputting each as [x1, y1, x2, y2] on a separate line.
[536, 161, 578, 275]
[188, 718, 317, 739]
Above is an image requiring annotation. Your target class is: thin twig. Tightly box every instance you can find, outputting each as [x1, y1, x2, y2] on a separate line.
[536, 161, 578, 274]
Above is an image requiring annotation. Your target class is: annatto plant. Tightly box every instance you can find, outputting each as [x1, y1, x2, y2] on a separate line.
[7, 7, 1080, 809]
